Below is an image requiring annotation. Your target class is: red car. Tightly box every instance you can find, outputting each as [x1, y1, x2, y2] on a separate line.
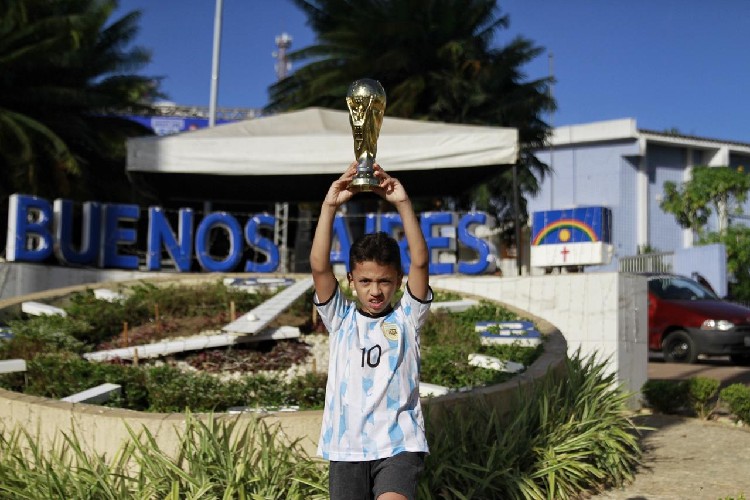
[646, 274, 750, 364]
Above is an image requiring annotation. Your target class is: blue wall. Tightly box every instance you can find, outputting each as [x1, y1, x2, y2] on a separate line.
[647, 144, 686, 252]
[618, 155, 640, 259]
[674, 244, 727, 298]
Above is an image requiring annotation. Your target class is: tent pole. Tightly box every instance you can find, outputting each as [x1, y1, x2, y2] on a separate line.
[513, 163, 522, 276]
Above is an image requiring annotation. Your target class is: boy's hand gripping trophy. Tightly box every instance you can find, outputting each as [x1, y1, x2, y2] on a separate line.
[346, 79, 386, 191]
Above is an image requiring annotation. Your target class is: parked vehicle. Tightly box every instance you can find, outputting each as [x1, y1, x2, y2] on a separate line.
[646, 273, 750, 364]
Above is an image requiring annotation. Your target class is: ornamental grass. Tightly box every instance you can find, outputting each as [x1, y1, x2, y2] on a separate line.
[418, 351, 642, 499]
[0, 412, 328, 499]
[0, 352, 641, 499]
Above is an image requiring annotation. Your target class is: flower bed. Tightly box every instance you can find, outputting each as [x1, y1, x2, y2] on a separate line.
[0, 277, 544, 412]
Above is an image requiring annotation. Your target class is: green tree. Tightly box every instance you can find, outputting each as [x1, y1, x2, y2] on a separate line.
[0, 0, 162, 203]
[267, 0, 554, 225]
[702, 226, 750, 301]
[660, 165, 750, 300]
[660, 165, 750, 237]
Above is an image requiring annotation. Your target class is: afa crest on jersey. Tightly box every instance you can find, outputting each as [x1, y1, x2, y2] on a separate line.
[381, 322, 400, 341]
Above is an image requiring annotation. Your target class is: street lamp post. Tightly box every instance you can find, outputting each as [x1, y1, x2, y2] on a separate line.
[208, 0, 224, 128]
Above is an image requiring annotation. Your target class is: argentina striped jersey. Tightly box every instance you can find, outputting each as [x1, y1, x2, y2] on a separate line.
[315, 283, 432, 461]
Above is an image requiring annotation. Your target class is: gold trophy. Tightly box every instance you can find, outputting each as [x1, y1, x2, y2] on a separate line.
[346, 79, 386, 191]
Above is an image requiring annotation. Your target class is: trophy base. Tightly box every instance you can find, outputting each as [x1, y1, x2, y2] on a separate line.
[349, 176, 380, 192]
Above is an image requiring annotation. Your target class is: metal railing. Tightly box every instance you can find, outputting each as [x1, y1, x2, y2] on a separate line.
[618, 252, 674, 273]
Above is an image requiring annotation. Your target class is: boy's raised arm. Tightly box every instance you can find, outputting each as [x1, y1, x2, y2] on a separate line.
[310, 164, 357, 303]
[397, 198, 429, 301]
[373, 165, 430, 301]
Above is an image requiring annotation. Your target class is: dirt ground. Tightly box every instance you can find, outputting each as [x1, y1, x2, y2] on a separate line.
[591, 357, 750, 500]
[591, 413, 750, 500]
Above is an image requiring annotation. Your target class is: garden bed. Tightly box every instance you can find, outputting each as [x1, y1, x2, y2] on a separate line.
[0, 278, 544, 412]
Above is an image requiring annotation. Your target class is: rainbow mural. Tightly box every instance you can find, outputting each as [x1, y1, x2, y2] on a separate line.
[531, 207, 611, 246]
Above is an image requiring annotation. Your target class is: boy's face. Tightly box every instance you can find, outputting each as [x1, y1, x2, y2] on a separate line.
[348, 260, 402, 315]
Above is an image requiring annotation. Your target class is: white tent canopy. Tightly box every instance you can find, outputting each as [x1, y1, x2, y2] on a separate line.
[127, 107, 518, 176]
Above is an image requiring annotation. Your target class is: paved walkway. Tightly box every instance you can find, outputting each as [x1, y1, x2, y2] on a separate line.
[591, 413, 750, 500]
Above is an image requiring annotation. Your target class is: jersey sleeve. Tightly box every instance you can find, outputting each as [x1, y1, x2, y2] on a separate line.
[314, 282, 351, 334]
[401, 282, 433, 331]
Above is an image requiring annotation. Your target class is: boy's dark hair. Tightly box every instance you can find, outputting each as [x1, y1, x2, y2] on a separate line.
[349, 231, 402, 273]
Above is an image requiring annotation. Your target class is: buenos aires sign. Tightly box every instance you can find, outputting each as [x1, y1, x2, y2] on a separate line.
[5, 194, 496, 275]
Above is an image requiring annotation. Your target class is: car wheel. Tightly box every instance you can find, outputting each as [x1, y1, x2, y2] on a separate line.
[729, 353, 750, 366]
[663, 330, 698, 363]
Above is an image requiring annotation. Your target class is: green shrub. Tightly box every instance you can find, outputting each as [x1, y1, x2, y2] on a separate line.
[642, 377, 723, 418]
[720, 383, 750, 423]
[484, 342, 544, 368]
[7, 353, 150, 409]
[421, 300, 522, 347]
[286, 372, 328, 409]
[144, 364, 246, 412]
[286, 289, 316, 324]
[61, 281, 272, 347]
[687, 377, 720, 419]
[0, 353, 328, 412]
[2, 285, 539, 410]
[420, 301, 541, 389]
[457, 300, 523, 324]
[419, 351, 642, 499]
[1, 315, 86, 359]
[421, 344, 482, 388]
[144, 279, 272, 318]
[641, 379, 689, 414]
[432, 290, 462, 302]
[63, 289, 138, 345]
[143, 365, 325, 412]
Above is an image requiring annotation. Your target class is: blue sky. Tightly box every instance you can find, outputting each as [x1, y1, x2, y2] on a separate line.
[115, 0, 750, 143]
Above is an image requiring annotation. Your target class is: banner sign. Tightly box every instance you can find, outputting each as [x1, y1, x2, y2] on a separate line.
[5, 194, 497, 275]
[123, 115, 234, 136]
[530, 206, 613, 267]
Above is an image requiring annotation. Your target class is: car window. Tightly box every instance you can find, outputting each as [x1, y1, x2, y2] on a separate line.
[648, 276, 719, 300]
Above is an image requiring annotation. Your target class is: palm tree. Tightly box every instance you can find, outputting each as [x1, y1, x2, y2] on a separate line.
[0, 0, 162, 203]
[267, 0, 554, 224]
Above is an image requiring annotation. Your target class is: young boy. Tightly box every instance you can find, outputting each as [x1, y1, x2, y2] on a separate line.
[310, 162, 432, 500]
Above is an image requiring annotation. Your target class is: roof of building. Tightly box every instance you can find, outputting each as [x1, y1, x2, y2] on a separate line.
[546, 118, 750, 157]
[639, 128, 750, 149]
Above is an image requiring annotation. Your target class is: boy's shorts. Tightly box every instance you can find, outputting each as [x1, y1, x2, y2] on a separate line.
[329, 451, 425, 500]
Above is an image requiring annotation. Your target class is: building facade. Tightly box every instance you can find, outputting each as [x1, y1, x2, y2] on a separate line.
[528, 118, 750, 275]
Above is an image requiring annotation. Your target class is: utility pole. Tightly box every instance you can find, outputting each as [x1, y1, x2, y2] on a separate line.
[273, 32, 293, 271]
[205, 0, 224, 217]
[548, 51, 555, 208]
